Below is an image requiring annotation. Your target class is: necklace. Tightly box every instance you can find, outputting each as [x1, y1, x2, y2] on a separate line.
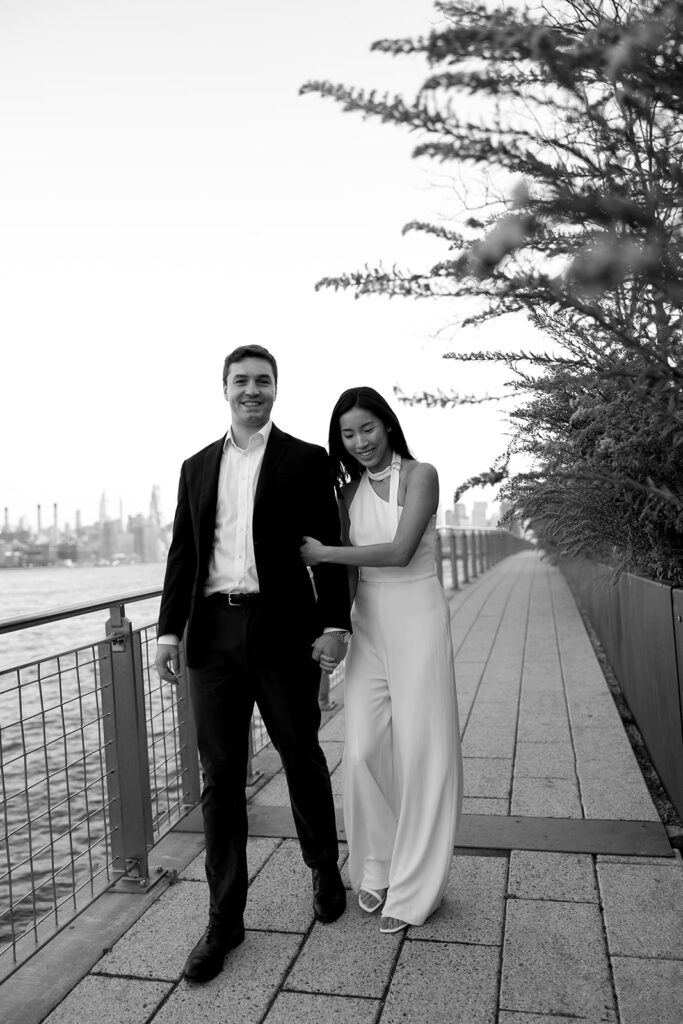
[366, 453, 400, 481]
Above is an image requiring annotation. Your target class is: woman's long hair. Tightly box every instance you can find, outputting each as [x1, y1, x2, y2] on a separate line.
[328, 387, 415, 492]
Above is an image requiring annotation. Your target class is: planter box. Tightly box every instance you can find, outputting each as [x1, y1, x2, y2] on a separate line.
[562, 560, 683, 820]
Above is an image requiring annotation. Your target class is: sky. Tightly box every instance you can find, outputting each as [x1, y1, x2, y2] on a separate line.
[0, 0, 532, 530]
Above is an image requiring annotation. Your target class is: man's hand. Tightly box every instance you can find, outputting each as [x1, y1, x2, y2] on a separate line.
[155, 643, 180, 683]
[311, 634, 348, 675]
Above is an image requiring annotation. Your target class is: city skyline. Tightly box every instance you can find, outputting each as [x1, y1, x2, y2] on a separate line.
[1, 489, 499, 537]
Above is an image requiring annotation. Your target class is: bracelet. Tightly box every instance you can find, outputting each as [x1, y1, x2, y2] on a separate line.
[325, 630, 350, 643]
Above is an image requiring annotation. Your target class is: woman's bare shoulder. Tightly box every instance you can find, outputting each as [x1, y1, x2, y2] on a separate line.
[403, 460, 438, 487]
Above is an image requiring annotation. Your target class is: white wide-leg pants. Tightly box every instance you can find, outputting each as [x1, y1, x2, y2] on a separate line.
[343, 575, 462, 925]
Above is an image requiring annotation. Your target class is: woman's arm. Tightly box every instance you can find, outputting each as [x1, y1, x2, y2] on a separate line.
[302, 463, 438, 568]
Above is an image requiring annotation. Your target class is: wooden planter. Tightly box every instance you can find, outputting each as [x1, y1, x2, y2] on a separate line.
[561, 560, 683, 820]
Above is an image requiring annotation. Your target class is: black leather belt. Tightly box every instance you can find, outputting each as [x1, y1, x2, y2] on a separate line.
[210, 591, 262, 608]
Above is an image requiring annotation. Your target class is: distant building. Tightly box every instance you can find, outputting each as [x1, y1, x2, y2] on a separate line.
[445, 503, 469, 527]
[471, 502, 489, 529]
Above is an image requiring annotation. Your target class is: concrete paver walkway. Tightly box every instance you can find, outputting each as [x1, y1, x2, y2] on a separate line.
[3, 551, 683, 1024]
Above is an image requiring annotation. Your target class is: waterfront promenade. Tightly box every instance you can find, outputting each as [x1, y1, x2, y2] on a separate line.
[2, 550, 683, 1023]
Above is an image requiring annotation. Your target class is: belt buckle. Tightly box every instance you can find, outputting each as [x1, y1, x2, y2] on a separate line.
[227, 592, 242, 607]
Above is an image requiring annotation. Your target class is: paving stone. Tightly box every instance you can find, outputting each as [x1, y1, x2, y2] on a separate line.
[263, 992, 379, 1024]
[462, 726, 516, 759]
[463, 757, 513, 798]
[153, 931, 301, 1024]
[453, 661, 486, 690]
[518, 693, 566, 715]
[514, 741, 576, 779]
[245, 838, 316, 933]
[329, 764, 343, 799]
[500, 899, 616, 1021]
[181, 849, 206, 881]
[250, 771, 291, 806]
[93, 879, 209, 979]
[462, 796, 509, 815]
[413, 854, 506, 944]
[182, 836, 281, 882]
[467, 701, 519, 728]
[284, 901, 401, 997]
[511, 776, 583, 818]
[572, 727, 638, 765]
[508, 851, 597, 903]
[612, 955, 683, 1024]
[567, 701, 623, 730]
[597, 861, 683, 958]
[457, 690, 477, 721]
[520, 664, 563, 689]
[578, 769, 660, 821]
[319, 711, 346, 742]
[320, 740, 344, 774]
[516, 714, 572, 744]
[380, 941, 499, 1024]
[43, 976, 172, 1024]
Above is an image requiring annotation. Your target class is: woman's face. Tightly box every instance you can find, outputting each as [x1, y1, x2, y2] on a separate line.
[338, 406, 392, 472]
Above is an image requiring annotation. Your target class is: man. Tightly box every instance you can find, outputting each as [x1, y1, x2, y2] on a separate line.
[155, 345, 351, 983]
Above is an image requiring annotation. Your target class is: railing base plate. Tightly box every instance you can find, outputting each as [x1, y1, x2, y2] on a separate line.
[110, 866, 171, 895]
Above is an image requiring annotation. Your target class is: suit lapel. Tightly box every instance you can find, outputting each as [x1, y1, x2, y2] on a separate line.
[198, 437, 225, 545]
[254, 423, 288, 508]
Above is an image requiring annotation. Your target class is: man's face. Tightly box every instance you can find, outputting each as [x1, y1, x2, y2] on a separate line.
[224, 357, 277, 432]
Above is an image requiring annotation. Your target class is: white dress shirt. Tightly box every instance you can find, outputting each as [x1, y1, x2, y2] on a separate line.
[204, 420, 272, 596]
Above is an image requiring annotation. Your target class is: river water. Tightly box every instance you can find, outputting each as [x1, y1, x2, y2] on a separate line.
[0, 563, 166, 669]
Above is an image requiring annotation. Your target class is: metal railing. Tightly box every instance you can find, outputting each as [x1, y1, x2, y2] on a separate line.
[436, 526, 533, 590]
[0, 591, 204, 968]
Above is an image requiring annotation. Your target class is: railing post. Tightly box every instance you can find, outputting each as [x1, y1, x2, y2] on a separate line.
[470, 531, 478, 578]
[478, 531, 486, 574]
[435, 531, 444, 585]
[461, 531, 470, 583]
[448, 531, 459, 590]
[99, 602, 154, 882]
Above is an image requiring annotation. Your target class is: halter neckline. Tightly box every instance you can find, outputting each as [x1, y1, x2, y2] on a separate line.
[366, 453, 401, 481]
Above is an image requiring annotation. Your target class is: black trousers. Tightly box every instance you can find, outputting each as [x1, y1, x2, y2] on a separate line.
[189, 596, 339, 928]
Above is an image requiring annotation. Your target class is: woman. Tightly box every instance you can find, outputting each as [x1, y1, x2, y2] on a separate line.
[300, 387, 462, 934]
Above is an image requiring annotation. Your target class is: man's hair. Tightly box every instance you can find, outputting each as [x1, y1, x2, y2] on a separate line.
[223, 345, 278, 387]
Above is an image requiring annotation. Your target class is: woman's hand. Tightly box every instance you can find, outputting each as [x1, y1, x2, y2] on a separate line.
[300, 536, 326, 565]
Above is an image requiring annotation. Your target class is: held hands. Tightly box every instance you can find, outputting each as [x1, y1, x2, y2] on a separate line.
[300, 536, 326, 566]
[312, 634, 348, 675]
[154, 643, 180, 684]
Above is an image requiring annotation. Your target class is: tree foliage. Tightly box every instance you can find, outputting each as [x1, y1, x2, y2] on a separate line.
[302, 0, 683, 584]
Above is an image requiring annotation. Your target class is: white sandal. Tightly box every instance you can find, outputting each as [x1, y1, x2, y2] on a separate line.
[380, 915, 409, 934]
[358, 887, 387, 914]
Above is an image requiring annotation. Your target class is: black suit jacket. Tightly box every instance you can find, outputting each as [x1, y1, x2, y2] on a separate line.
[158, 424, 352, 666]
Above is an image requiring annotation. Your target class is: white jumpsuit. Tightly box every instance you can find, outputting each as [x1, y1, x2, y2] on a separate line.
[343, 459, 463, 925]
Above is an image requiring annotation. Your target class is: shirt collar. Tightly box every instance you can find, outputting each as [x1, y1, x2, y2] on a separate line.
[224, 419, 273, 453]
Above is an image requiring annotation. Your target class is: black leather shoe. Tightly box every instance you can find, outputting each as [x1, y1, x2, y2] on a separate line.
[184, 920, 245, 983]
[312, 863, 346, 923]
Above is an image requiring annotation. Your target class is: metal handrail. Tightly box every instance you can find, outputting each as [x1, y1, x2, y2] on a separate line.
[0, 589, 163, 634]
